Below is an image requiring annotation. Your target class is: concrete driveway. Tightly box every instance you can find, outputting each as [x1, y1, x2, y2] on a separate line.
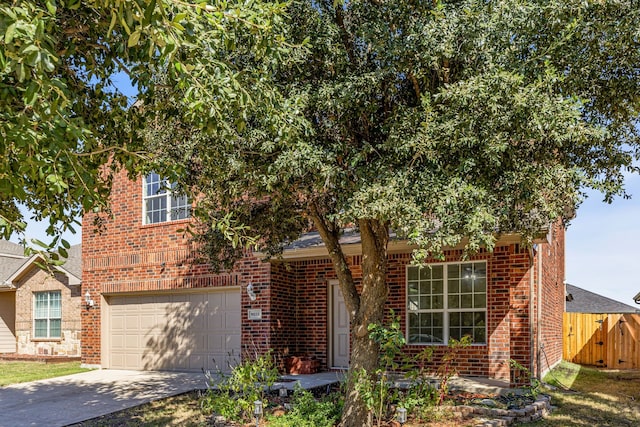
[0, 369, 204, 427]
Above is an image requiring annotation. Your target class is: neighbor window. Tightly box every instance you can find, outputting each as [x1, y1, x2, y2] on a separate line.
[407, 261, 487, 344]
[143, 172, 190, 224]
[34, 291, 61, 339]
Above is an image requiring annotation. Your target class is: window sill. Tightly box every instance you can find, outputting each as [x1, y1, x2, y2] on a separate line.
[140, 218, 191, 229]
[31, 338, 62, 342]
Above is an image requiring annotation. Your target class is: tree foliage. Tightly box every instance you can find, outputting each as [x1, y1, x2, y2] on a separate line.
[0, 0, 292, 250]
[143, 1, 640, 424]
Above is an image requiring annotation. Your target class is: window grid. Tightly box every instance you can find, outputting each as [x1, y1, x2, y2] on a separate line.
[407, 261, 487, 345]
[34, 291, 61, 339]
[143, 173, 190, 224]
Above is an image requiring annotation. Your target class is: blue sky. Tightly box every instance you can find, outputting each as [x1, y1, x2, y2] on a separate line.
[565, 173, 640, 307]
[13, 172, 640, 307]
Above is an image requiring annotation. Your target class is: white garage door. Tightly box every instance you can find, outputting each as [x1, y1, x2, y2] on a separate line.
[105, 289, 240, 372]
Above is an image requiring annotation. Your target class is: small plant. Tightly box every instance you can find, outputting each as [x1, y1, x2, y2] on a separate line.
[267, 385, 343, 427]
[509, 359, 541, 397]
[355, 311, 406, 427]
[201, 350, 279, 422]
[435, 336, 472, 405]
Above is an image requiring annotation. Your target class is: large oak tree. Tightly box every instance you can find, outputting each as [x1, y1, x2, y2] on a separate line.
[142, 1, 640, 425]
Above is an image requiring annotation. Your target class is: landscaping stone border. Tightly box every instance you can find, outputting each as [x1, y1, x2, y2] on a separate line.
[454, 394, 552, 427]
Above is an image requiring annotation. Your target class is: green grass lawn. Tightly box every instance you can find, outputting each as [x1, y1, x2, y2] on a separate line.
[524, 361, 640, 426]
[0, 361, 91, 386]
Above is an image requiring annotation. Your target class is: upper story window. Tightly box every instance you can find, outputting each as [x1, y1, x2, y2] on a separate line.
[143, 173, 190, 224]
[407, 261, 487, 345]
[34, 291, 61, 339]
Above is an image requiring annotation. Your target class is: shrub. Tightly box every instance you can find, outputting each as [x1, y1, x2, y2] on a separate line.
[200, 350, 279, 422]
[267, 386, 343, 427]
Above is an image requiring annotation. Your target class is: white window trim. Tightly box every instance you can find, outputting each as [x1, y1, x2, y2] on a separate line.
[142, 173, 190, 225]
[405, 261, 487, 346]
[33, 291, 61, 339]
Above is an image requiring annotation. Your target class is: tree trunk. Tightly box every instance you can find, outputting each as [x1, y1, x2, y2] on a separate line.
[310, 206, 390, 427]
[340, 219, 390, 427]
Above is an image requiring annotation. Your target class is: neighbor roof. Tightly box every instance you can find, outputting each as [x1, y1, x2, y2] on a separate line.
[0, 240, 25, 257]
[566, 283, 638, 314]
[0, 240, 82, 287]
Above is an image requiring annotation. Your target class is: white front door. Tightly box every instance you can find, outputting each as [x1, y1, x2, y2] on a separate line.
[330, 281, 350, 368]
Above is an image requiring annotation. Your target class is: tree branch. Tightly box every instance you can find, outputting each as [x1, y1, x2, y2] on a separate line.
[309, 201, 360, 317]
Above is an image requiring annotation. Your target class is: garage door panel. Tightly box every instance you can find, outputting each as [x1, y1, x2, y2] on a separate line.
[106, 289, 240, 372]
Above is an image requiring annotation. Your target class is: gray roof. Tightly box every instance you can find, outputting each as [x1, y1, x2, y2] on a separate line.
[0, 240, 25, 257]
[63, 244, 82, 279]
[0, 240, 81, 284]
[284, 229, 363, 250]
[566, 284, 639, 314]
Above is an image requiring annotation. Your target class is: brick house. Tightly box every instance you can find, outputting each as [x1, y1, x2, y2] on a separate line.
[0, 240, 82, 356]
[81, 170, 565, 383]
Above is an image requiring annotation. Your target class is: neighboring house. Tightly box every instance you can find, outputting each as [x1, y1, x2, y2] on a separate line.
[0, 240, 82, 356]
[81, 170, 565, 384]
[565, 283, 638, 314]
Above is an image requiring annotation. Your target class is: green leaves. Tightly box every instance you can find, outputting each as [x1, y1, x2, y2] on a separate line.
[1, 0, 294, 249]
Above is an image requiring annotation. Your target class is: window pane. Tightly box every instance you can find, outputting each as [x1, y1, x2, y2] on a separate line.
[431, 280, 443, 294]
[461, 328, 473, 339]
[450, 312, 460, 327]
[170, 195, 190, 220]
[447, 264, 459, 278]
[449, 327, 461, 341]
[432, 328, 443, 341]
[420, 313, 431, 327]
[474, 262, 487, 277]
[475, 278, 487, 292]
[34, 319, 47, 338]
[50, 292, 61, 318]
[448, 294, 459, 309]
[408, 296, 419, 311]
[461, 294, 473, 308]
[420, 296, 430, 310]
[461, 263, 473, 279]
[448, 279, 459, 294]
[432, 265, 443, 279]
[49, 319, 61, 338]
[474, 328, 486, 343]
[474, 312, 486, 327]
[419, 282, 430, 294]
[461, 312, 474, 326]
[408, 282, 419, 295]
[407, 267, 418, 281]
[432, 295, 443, 309]
[461, 278, 473, 293]
[433, 313, 443, 327]
[474, 293, 486, 308]
[409, 313, 418, 328]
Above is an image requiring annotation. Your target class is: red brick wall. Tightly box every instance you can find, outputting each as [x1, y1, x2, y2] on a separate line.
[84, 170, 565, 382]
[535, 223, 565, 377]
[82, 169, 270, 366]
[271, 245, 534, 382]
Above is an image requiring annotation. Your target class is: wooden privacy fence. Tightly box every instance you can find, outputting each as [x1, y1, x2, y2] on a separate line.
[563, 312, 640, 369]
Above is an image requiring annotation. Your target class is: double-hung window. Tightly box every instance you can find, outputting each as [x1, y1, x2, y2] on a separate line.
[407, 261, 487, 344]
[34, 291, 61, 339]
[143, 173, 190, 224]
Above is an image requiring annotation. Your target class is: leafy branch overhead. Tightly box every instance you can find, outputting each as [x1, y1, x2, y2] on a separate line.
[0, 0, 295, 250]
